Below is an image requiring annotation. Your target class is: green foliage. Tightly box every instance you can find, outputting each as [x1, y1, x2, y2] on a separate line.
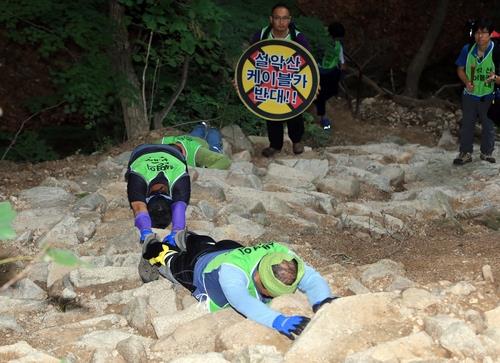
[44, 247, 90, 267]
[0, 131, 59, 162]
[0, 202, 16, 240]
[0, 0, 333, 162]
[303, 114, 330, 148]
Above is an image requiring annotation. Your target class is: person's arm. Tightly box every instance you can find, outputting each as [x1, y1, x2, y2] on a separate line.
[127, 174, 153, 242]
[170, 174, 190, 231]
[455, 44, 474, 92]
[297, 264, 333, 306]
[250, 31, 261, 44]
[457, 67, 474, 92]
[218, 264, 281, 328]
[295, 33, 311, 51]
[339, 45, 347, 71]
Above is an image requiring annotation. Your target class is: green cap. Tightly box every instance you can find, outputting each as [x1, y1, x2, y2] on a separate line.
[258, 252, 305, 297]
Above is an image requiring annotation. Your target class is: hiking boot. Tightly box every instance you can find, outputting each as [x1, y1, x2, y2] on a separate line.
[293, 142, 304, 155]
[320, 117, 332, 131]
[262, 147, 279, 158]
[138, 257, 160, 283]
[480, 153, 496, 163]
[453, 152, 472, 165]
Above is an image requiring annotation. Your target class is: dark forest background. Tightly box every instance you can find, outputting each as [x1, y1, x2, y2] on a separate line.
[0, 0, 498, 162]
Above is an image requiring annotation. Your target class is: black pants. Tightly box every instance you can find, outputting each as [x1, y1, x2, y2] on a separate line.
[167, 234, 242, 292]
[266, 115, 304, 150]
[315, 68, 341, 116]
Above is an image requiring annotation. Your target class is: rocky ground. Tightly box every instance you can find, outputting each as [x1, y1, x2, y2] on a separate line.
[0, 99, 499, 362]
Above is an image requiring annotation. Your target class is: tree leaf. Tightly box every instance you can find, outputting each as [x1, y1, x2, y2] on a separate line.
[44, 248, 88, 267]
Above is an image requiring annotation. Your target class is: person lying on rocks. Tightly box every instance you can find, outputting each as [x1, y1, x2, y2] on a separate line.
[139, 232, 338, 340]
[125, 144, 190, 247]
[158, 123, 231, 170]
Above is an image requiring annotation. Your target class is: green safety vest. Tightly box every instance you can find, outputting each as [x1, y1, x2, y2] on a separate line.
[160, 135, 207, 167]
[129, 151, 187, 195]
[321, 40, 342, 70]
[466, 42, 496, 97]
[203, 241, 296, 312]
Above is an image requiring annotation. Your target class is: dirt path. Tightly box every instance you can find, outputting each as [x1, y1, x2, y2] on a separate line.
[1, 101, 499, 289]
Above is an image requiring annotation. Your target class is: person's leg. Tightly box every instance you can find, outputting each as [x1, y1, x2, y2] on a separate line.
[286, 115, 305, 154]
[161, 234, 217, 292]
[206, 127, 223, 153]
[478, 99, 496, 159]
[454, 94, 477, 165]
[195, 147, 231, 169]
[189, 123, 208, 139]
[262, 120, 285, 157]
[459, 94, 477, 154]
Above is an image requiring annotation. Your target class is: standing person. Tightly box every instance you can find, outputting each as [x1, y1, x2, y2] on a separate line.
[454, 18, 499, 165]
[125, 144, 190, 249]
[315, 22, 346, 131]
[251, 3, 311, 158]
[141, 232, 338, 339]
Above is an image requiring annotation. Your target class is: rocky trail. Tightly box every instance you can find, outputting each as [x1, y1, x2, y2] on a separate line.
[0, 100, 500, 362]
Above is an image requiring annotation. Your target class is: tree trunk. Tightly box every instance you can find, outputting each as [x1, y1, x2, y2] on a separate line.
[153, 56, 190, 129]
[109, 0, 149, 139]
[402, 0, 449, 98]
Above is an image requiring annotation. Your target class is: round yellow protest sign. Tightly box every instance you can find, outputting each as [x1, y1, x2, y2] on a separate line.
[235, 39, 319, 121]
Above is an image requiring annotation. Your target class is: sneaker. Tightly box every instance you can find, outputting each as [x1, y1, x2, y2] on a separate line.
[138, 257, 160, 283]
[480, 153, 496, 163]
[453, 152, 472, 165]
[262, 147, 279, 158]
[320, 117, 331, 130]
[292, 142, 304, 155]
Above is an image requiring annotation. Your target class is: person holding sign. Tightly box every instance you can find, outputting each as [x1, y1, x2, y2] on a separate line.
[125, 144, 190, 251]
[251, 3, 312, 157]
[140, 231, 338, 339]
[454, 18, 499, 165]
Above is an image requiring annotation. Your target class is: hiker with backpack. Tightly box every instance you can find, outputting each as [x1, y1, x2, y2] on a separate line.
[453, 18, 499, 165]
[139, 231, 338, 340]
[314, 22, 346, 132]
[158, 123, 231, 170]
[251, 3, 312, 158]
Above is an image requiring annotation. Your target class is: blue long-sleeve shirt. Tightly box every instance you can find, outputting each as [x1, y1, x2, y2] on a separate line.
[192, 251, 332, 328]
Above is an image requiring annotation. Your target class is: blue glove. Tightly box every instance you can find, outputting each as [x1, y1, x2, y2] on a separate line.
[162, 231, 177, 247]
[272, 314, 311, 340]
[312, 296, 338, 313]
[140, 228, 154, 244]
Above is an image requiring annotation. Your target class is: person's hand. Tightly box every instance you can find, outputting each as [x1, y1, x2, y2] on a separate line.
[486, 72, 498, 84]
[465, 80, 474, 92]
[163, 230, 177, 247]
[312, 296, 339, 313]
[272, 315, 311, 340]
[140, 228, 154, 244]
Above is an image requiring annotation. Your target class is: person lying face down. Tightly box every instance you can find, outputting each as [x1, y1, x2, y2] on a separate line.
[125, 143, 191, 247]
[141, 232, 338, 340]
[159, 123, 231, 170]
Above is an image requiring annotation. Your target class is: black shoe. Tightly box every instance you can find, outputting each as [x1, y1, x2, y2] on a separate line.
[480, 153, 496, 163]
[453, 152, 472, 165]
[292, 142, 304, 154]
[262, 147, 279, 158]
